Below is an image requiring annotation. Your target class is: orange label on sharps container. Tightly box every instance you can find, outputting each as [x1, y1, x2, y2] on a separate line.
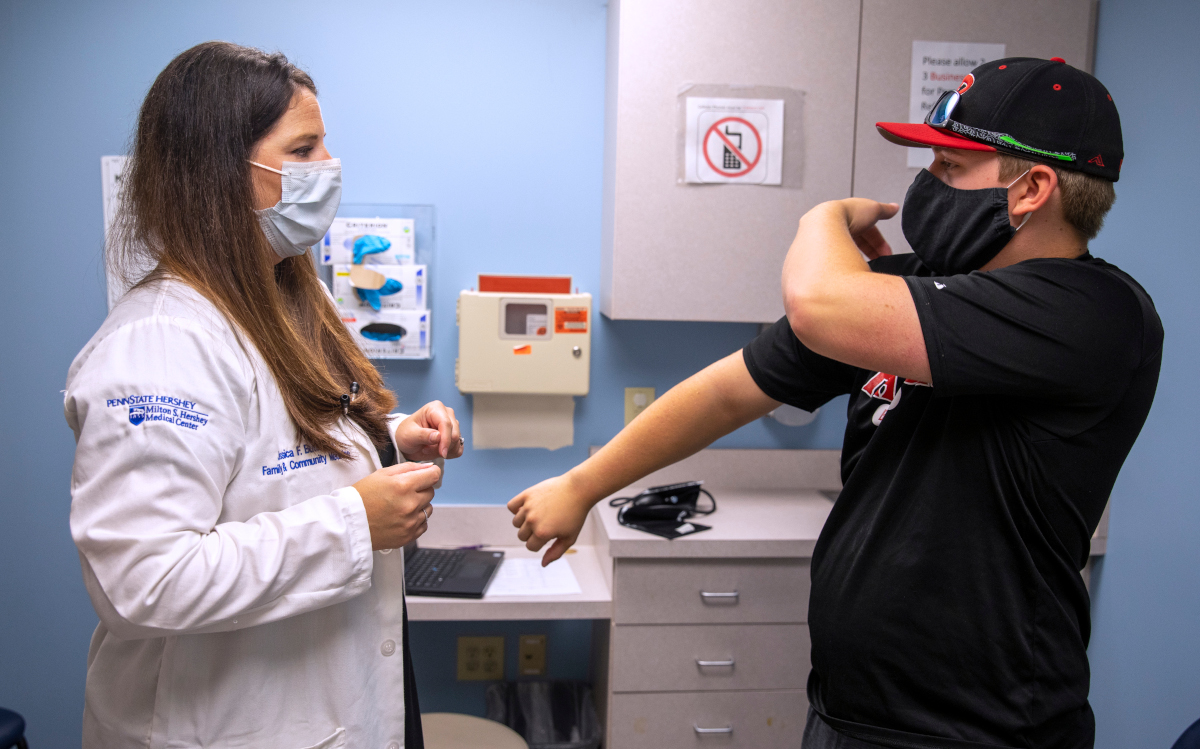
[555, 307, 588, 334]
[513, 344, 533, 355]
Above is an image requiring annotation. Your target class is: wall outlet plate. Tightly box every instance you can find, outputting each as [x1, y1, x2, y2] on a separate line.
[518, 634, 547, 676]
[624, 387, 656, 426]
[457, 636, 504, 681]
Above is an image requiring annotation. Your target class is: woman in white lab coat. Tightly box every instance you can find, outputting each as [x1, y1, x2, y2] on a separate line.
[64, 42, 459, 749]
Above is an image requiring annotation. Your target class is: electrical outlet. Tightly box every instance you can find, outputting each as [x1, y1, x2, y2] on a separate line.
[518, 634, 547, 676]
[624, 387, 656, 426]
[457, 636, 504, 681]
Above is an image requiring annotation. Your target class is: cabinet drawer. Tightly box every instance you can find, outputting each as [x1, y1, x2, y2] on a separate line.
[612, 623, 809, 692]
[614, 558, 809, 624]
[609, 689, 807, 749]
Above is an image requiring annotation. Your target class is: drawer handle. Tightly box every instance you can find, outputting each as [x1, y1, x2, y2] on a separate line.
[699, 591, 739, 603]
[696, 659, 735, 668]
[694, 724, 734, 735]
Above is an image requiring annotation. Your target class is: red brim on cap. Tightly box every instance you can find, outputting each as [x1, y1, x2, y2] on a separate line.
[875, 122, 995, 152]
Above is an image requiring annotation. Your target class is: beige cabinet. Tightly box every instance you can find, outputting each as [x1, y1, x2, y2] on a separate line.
[602, 0, 1099, 322]
[601, 0, 862, 323]
[610, 623, 811, 693]
[613, 558, 810, 624]
[600, 555, 814, 746]
[592, 480, 836, 747]
[608, 689, 809, 748]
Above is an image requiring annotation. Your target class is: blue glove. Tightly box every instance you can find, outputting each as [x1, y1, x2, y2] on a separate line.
[354, 278, 403, 311]
[360, 323, 406, 341]
[352, 234, 392, 264]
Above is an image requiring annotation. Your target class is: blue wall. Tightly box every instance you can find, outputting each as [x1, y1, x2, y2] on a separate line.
[0, 1, 843, 743]
[1086, 0, 1200, 745]
[0, 0, 1196, 745]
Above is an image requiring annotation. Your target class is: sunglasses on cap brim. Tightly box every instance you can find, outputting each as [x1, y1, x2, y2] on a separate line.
[925, 90, 961, 129]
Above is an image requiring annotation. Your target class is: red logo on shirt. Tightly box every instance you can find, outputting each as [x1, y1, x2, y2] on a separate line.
[862, 373, 899, 403]
[863, 374, 931, 402]
[863, 374, 931, 426]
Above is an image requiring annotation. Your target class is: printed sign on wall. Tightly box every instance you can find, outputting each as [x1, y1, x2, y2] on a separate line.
[908, 41, 1006, 168]
[684, 97, 784, 185]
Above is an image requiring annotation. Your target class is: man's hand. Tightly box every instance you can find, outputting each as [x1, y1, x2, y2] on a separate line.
[839, 198, 899, 259]
[354, 462, 442, 550]
[508, 474, 594, 566]
[394, 400, 463, 461]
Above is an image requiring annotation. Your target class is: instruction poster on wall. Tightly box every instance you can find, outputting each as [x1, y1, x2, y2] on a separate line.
[908, 41, 1006, 168]
[684, 97, 784, 185]
[101, 155, 130, 309]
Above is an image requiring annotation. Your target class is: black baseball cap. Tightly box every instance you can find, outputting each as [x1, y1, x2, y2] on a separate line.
[877, 57, 1123, 181]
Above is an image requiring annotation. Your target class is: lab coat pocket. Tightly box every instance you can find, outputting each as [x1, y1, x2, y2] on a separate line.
[298, 727, 347, 749]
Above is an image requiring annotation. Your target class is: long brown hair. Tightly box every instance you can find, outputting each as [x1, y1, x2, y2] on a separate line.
[111, 41, 396, 457]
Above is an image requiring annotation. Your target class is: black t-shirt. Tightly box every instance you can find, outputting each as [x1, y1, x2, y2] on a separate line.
[743, 253, 1162, 749]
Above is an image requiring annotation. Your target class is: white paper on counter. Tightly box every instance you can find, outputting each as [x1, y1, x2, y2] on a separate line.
[471, 393, 574, 450]
[485, 557, 583, 597]
[908, 41, 1006, 167]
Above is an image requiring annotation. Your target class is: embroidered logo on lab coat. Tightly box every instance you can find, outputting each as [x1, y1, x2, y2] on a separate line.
[108, 395, 210, 432]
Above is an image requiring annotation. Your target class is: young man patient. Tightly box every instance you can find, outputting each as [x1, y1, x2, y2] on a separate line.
[508, 57, 1161, 749]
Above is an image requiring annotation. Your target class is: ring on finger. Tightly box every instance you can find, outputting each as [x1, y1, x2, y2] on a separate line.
[423, 506, 431, 520]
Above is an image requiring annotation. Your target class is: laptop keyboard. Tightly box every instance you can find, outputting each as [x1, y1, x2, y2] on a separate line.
[406, 549, 466, 590]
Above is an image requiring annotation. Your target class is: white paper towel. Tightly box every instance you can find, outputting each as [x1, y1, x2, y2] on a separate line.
[471, 393, 575, 450]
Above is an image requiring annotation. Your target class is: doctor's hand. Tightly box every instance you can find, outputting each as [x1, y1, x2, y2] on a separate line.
[354, 461, 442, 550]
[395, 400, 464, 461]
[508, 474, 594, 566]
[827, 198, 899, 260]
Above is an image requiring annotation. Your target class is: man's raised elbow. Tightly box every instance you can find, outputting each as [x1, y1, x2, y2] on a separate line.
[784, 286, 821, 342]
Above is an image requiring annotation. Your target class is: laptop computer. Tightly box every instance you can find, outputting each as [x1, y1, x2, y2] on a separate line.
[403, 541, 505, 598]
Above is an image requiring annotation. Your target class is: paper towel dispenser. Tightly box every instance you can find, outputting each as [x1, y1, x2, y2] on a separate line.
[456, 275, 591, 396]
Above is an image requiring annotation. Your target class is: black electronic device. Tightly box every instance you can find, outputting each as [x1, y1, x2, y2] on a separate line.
[403, 542, 504, 598]
[609, 480, 716, 540]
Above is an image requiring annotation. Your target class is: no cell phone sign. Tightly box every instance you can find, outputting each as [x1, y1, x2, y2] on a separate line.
[685, 97, 784, 185]
[703, 117, 763, 178]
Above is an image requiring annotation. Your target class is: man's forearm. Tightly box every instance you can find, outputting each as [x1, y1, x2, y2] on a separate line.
[782, 202, 873, 334]
[565, 352, 778, 504]
[781, 200, 931, 382]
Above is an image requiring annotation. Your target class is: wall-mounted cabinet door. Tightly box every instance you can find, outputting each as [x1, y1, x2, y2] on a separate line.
[852, 0, 1098, 255]
[602, 0, 862, 322]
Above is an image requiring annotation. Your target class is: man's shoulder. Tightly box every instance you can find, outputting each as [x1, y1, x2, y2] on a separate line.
[989, 254, 1163, 366]
[1077, 255, 1156, 305]
[1078, 255, 1164, 362]
[992, 255, 1149, 304]
[1018, 255, 1158, 322]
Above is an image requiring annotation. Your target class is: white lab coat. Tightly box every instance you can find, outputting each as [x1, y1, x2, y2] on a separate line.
[65, 279, 415, 749]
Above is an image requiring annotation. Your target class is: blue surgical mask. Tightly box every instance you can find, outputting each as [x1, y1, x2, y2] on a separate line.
[249, 158, 342, 259]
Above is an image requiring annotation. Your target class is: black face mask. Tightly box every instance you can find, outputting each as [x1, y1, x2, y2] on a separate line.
[901, 168, 1029, 275]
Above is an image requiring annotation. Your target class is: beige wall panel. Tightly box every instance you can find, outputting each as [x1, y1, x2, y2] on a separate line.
[852, 0, 1098, 254]
[603, 0, 862, 322]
